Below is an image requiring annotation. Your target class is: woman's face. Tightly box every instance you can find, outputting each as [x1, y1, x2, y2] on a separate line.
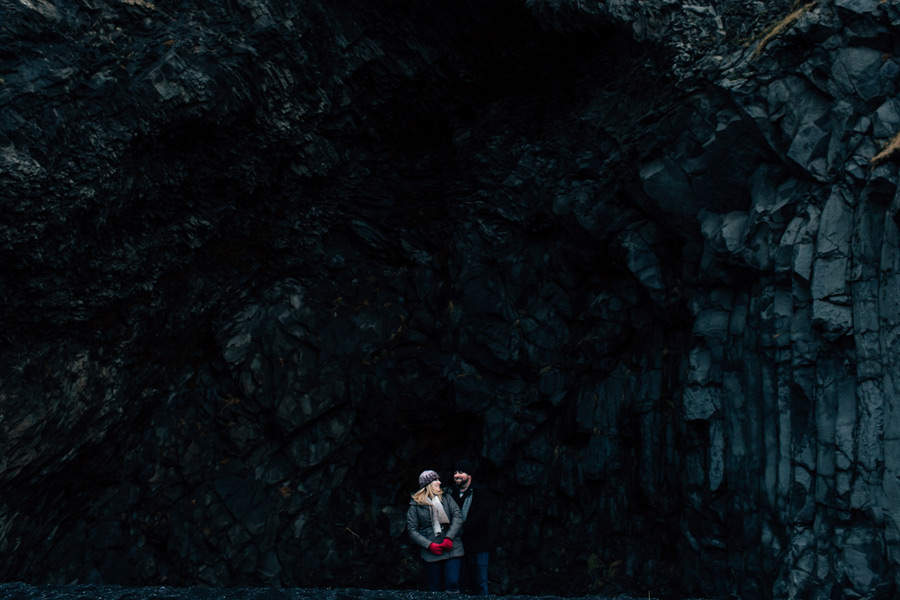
[428, 478, 442, 494]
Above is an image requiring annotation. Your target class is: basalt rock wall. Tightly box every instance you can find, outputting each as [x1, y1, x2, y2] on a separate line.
[3, 0, 900, 598]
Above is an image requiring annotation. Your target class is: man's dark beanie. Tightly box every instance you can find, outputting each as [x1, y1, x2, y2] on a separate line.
[455, 459, 475, 475]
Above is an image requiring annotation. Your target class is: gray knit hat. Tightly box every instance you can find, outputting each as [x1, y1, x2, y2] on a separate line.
[418, 469, 440, 488]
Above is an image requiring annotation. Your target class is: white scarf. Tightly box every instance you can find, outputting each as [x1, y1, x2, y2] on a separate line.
[430, 495, 450, 536]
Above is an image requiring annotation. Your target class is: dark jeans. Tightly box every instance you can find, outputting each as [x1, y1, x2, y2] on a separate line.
[461, 552, 489, 595]
[424, 557, 462, 592]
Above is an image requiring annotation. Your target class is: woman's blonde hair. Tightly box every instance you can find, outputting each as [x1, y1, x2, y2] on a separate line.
[411, 484, 442, 505]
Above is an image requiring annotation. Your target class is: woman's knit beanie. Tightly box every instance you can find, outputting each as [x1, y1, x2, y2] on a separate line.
[418, 470, 440, 488]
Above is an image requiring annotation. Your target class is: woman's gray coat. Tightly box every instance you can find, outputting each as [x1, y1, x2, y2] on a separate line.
[406, 494, 465, 562]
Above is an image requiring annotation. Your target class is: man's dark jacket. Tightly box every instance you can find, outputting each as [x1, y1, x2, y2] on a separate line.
[450, 481, 495, 553]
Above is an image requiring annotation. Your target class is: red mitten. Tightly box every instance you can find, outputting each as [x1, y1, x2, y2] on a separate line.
[428, 542, 443, 555]
[440, 538, 453, 550]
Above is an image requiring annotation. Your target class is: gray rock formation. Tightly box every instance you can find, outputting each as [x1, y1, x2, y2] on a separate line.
[3, 0, 900, 598]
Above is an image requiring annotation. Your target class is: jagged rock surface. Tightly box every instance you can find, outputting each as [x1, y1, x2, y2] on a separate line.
[3, 0, 900, 598]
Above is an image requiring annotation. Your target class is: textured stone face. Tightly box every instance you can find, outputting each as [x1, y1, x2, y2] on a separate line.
[3, 0, 900, 598]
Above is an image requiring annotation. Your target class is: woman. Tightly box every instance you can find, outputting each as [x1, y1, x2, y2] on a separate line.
[407, 469, 465, 592]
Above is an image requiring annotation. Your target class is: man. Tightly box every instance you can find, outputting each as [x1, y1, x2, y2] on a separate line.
[450, 459, 495, 595]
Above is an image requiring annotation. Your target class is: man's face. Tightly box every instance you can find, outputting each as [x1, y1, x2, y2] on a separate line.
[454, 471, 471, 487]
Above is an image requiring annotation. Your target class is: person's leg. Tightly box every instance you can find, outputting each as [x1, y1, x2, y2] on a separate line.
[424, 561, 443, 591]
[443, 557, 462, 592]
[461, 553, 476, 594]
[474, 552, 489, 595]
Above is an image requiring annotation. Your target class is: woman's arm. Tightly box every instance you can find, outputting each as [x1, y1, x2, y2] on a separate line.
[406, 504, 432, 549]
[443, 495, 463, 540]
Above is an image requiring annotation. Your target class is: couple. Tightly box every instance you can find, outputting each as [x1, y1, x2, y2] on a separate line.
[406, 460, 494, 594]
